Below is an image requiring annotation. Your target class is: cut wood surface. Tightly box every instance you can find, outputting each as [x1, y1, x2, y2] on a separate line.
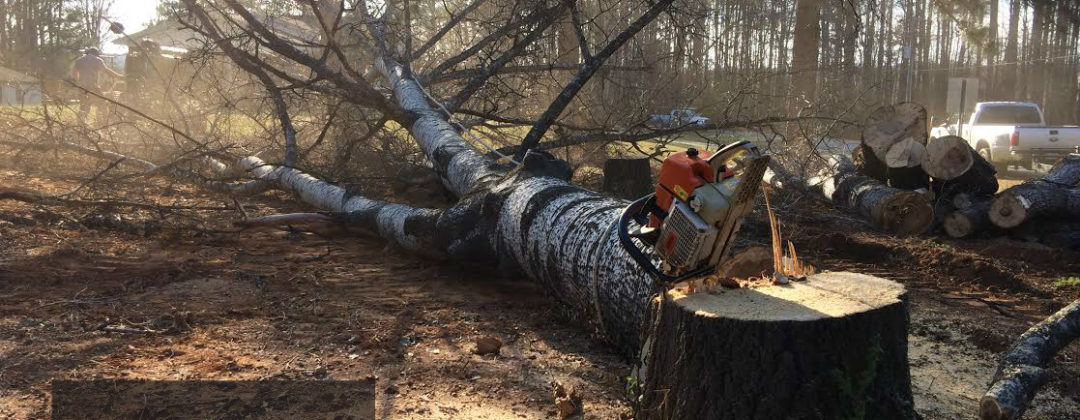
[853, 141, 929, 190]
[885, 137, 927, 168]
[640, 272, 915, 419]
[923, 135, 975, 180]
[943, 198, 993, 238]
[862, 102, 928, 164]
[990, 155, 1080, 228]
[981, 299, 1080, 420]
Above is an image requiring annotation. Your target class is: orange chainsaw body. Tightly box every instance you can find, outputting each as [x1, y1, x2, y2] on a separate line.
[650, 150, 734, 227]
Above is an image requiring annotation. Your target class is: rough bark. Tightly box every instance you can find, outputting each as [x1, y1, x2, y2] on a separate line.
[766, 158, 933, 235]
[822, 157, 933, 234]
[989, 155, 1080, 228]
[943, 198, 992, 239]
[640, 272, 915, 420]
[932, 147, 999, 203]
[602, 157, 652, 200]
[981, 299, 1080, 420]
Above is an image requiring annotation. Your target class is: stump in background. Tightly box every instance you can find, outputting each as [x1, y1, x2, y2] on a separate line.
[639, 272, 914, 420]
[602, 157, 653, 199]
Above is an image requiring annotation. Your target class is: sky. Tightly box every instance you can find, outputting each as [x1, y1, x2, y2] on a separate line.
[102, 0, 162, 54]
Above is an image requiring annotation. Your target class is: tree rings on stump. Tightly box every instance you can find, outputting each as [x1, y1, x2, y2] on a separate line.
[639, 272, 914, 420]
[923, 135, 975, 180]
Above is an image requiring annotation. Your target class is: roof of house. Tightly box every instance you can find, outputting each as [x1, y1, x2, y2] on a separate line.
[0, 65, 36, 83]
[114, 14, 319, 52]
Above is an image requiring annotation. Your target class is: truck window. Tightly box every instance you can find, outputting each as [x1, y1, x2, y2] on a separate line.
[975, 106, 1042, 125]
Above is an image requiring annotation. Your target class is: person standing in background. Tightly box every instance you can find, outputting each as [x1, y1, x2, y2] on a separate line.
[71, 47, 122, 124]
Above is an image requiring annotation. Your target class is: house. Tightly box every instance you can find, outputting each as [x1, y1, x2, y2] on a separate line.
[0, 65, 41, 106]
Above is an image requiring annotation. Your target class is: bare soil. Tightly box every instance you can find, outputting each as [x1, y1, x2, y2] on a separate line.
[0, 166, 1078, 419]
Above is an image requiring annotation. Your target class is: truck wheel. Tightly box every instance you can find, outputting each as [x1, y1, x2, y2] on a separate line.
[978, 146, 1008, 173]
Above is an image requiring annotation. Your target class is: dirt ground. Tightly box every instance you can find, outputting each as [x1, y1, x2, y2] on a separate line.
[1, 164, 1079, 419]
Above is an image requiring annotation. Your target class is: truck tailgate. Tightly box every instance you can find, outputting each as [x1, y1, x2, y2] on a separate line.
[1016, 126, 1080, 151]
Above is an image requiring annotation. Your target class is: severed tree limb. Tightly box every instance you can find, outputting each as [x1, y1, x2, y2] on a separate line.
[943, 197, 993, 238]
[515, 0, 677, 160]
[981, 299, 1080, 420]
[443, 2, 566, 111]
[411, 0, 488, 59]
[184, 0, 298, 167]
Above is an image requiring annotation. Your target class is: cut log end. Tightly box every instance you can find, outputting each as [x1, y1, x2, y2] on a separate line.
[641, 272, 915, 420]
[876, 191, 935, 235]
[884, 137, 926, 168]
[924, 136, 975, 180]
[944, 212, 974, 238]
[673, 272, 905, 321]
[989, 193, 1028, 229]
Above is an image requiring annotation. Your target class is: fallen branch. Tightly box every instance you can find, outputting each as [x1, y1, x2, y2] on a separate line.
[981, 299, 1080, 420]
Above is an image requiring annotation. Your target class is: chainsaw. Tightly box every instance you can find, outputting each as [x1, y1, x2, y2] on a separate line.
[617, 141, 770, 285]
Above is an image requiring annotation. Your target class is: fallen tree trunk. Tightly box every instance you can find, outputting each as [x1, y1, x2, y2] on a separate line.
[989, 155, 1080, 228]
[768, 156, 933, 235]
[931, 146, 999, 201]
[197, 46, 920, 417]
[640, 272, 915, 419]
[943, 198, 993, 238]
[823, 158, 933, 234]
[980, 299, 1080, 420]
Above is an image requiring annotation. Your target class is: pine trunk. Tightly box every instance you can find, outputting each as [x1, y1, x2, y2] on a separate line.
[822, 157, 934, 234]
[989, 155, 1080, 228]
[640, 272, 915, 420]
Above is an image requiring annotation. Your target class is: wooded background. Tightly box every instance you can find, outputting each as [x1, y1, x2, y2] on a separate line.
[6, 1, 1079, 126]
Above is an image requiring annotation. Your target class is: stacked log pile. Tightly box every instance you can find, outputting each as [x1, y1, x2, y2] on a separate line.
[767, 103, 997, 236]
[769, 101, 1080, 245]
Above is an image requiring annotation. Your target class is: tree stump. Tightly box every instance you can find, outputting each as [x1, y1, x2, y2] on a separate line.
[603, 157, 653, 199]
[639, 272, 915, 420]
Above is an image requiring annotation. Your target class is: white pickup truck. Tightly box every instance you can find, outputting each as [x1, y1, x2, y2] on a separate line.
[649, 108, 710, 128]
[930, 102, 1080, 170]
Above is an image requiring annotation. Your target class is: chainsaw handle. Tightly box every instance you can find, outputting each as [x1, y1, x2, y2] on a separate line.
[617, 195, 669, 281]
[707, 140, 760, 178]
[617, 195, 712, 285]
